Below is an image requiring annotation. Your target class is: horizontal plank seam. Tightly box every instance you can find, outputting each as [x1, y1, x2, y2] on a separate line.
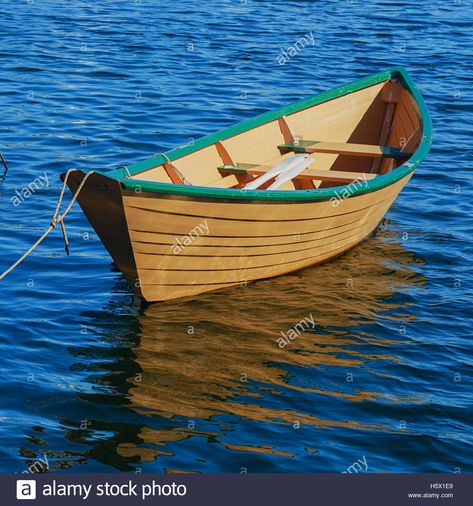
[137, 227, 376, 273]
[133, 213, 385, 258]
[139, 237, 367, 286]
[126, 194, 394, 240]
[130, 212, 383, 246]
[125, 192, 397, 224]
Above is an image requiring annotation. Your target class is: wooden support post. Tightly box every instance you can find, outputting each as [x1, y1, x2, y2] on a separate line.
[278, 116, 295, 144]
[379, 128, 420, 174]
[372, 80, 402, 173]
[163, 163, 186, 184]
[215, 141, 234, 166]
[215, 141, 252, 185]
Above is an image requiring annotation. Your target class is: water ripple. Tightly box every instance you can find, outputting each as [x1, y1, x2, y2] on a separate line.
[0, 0, 472, 473]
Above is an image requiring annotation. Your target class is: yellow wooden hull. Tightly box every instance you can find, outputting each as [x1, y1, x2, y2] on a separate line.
[64, 67, 431, 302]
[65, 171, 411, 301]
[124, 177, 411, 301]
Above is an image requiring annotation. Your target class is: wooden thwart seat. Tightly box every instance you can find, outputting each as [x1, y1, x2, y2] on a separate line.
[218, 163, 376, 184]
[213, 133, 383, 190]
[278, 140, 413, 159]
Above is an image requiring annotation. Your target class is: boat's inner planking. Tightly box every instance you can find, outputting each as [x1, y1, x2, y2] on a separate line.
[130, 78, 422, 191]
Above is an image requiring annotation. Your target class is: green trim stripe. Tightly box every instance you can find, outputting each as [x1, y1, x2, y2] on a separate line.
[99, 66, 432, 202]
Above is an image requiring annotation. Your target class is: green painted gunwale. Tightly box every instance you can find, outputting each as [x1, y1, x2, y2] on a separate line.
[99, 66, 432, 202]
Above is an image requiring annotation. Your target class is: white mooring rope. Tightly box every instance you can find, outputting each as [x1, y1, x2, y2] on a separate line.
[0, 169, 95, 280]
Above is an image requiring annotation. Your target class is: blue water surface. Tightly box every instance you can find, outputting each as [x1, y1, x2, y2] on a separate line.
[0, 0, 472, 473]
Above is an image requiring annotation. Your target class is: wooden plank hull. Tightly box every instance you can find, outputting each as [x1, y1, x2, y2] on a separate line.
[67, 172, 411, 301]
[129, 177, 411, 301]
[63, 67, 431, 302]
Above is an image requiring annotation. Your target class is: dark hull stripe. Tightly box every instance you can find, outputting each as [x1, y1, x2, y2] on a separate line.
[133, 213, 383, 258]
[142, 280, 238, 288]
[125, 191, 396, 224]
[138, 227, 374, 273]
[140, 236, 368, 287]
[129, 205, 389, 244]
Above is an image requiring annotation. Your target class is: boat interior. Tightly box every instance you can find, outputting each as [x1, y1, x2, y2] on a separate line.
[129, 78, 422, 191]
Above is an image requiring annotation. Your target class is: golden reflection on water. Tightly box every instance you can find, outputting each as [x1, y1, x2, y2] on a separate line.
[120, 227, 426, 462]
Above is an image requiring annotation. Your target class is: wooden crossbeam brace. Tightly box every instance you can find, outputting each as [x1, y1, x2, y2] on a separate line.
[219, 164, 376, 184]
[279, 140, 412, 159]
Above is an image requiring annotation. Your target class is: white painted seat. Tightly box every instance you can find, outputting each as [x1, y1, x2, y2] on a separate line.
[244, 154, 314, 190]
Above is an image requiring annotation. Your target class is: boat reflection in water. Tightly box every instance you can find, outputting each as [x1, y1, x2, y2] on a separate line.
[111, 224, 426, 470]
[57, 224, 425, 471]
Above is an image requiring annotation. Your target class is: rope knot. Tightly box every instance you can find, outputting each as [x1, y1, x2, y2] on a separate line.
[0, 169, 95, 280]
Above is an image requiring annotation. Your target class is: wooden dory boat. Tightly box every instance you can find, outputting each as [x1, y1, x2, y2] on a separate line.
[63, 67, 431, 302]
